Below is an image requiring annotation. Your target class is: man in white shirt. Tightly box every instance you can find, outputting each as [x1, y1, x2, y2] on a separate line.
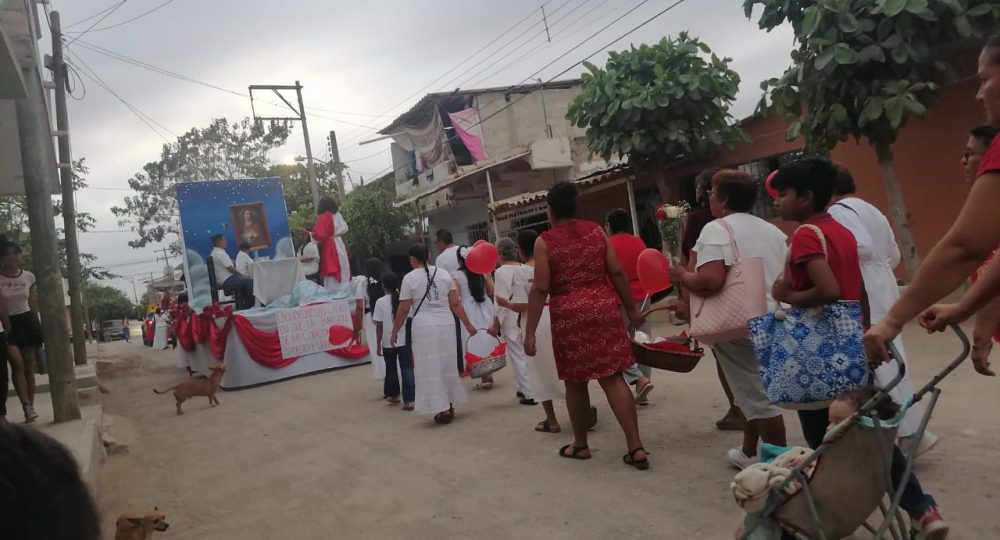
[235, 241, 255, 276]
[828, 165, 937, 456]
[433, 229, 463, 373]
[210, 234, 254, 309]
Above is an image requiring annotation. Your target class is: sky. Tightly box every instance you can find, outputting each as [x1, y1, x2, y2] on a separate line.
[40, 0, 795, 299]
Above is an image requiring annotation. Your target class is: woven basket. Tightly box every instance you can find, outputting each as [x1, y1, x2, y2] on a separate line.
[632, 305, 704, 373]
[466, 331, 507, 378]
[632, 341, 704, 373]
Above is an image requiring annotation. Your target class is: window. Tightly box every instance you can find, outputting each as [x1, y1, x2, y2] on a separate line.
[467, 222, 489, 244]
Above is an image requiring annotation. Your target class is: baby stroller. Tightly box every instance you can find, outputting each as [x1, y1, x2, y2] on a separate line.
[741, 325, 971, 540]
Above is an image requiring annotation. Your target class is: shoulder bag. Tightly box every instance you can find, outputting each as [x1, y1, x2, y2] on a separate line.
[404, 267, 438, 348]
[747, 224, 868, 409]
[687, 218, 767, 345]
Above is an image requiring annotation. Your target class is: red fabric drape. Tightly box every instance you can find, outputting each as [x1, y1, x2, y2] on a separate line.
[311, 211, 342, 281]
[178, 305, 371, 368]
[208, 316, 234, 361]
[231, 315, 298, 369]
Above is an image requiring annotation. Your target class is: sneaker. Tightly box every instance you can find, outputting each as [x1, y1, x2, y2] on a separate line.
[23, 405, 38, 424]
[910, 506, 948, 540]
[728, 447, 759, 470]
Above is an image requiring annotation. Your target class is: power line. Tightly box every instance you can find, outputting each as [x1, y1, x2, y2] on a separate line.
[64, 0, 127, 29]
[64, 47, 176, 142]
[66, 0, 177, 34]
[65, 0, 129, 46]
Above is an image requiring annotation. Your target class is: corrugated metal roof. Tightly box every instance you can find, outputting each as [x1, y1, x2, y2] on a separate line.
[378, 79, 583, 135]
[488, 165, 633, 213]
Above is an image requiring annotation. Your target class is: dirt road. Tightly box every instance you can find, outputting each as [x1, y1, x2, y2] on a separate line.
[95, 325, 999, 539]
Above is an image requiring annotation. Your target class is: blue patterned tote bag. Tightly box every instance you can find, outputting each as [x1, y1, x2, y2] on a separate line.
[748, 224, 868, 408]
[748, 302, 868, 408]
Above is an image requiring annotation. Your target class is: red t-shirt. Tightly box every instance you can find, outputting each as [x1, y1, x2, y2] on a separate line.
[609, 233, 648, 302]
[974, 135, 1000, 342]
[787, 213, 863, 302]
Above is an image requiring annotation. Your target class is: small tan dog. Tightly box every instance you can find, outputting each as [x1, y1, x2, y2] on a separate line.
[115, 508, 169, 540]
[154, 363, 226, 415]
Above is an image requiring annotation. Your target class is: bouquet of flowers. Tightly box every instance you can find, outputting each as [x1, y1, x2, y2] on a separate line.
[655, 201, 691, 263]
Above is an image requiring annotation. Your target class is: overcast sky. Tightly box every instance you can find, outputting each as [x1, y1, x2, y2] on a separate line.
[43, 0, 794, 298]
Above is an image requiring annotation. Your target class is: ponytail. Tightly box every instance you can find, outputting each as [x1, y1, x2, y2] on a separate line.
[381, 271, 402, 318]
[408, 243, 437, 295]
[457, 248, 486, 303]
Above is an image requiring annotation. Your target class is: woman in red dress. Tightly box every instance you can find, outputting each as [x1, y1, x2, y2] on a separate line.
[524, 182, 649, 469]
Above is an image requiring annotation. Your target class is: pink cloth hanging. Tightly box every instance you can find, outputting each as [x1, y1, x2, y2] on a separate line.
[447, 108, 487, 162]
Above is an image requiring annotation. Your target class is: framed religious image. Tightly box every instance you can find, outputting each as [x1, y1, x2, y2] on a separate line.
[230, 202, 272, 250]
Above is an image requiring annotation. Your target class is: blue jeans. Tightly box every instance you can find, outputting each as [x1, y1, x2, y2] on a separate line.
[798, 409, 935, 514]
[383, 345, 415, 403]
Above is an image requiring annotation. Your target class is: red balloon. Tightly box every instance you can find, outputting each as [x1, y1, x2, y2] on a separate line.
[465, 243, 499, 275]
[473, 239, 488, 247]
[765, 170, 779, 200]
[328, 324, 354, 346]
[637, 248, 672, 294]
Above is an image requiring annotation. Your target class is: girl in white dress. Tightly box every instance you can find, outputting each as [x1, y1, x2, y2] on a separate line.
[391, 244, 477, 424]
[454, 247, 496, 389]
[511, 230, 569, 433]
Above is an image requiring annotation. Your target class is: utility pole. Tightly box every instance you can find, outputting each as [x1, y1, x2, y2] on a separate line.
[14, 37, 80, 422]
[130, 276, 140, 304]
[328, 130, 345, 201]
[248, 82, 319, 211]
[49, 11, 88, 366]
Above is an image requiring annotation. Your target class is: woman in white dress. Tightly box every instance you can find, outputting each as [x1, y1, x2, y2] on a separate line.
[454, 247, 497, 389]
[491, 239, 534, 405]
[354, 258, 386, 383]
[392, 244, 477, 424]
[151, 309, 169, 350]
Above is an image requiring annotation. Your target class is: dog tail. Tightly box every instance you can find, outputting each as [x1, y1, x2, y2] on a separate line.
[153, 384, 182, 395]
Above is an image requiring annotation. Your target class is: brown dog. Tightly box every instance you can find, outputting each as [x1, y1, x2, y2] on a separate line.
[115, 508, 169, 540]
[153, 363, 226, 415]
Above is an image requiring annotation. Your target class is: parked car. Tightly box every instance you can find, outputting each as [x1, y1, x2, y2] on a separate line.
[143, 313, 155, 346]
[100, 320, 127, 342]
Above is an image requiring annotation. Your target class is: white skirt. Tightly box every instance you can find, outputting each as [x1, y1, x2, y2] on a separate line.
[364, 312, 385, 380]
[460, 297, 495, 342]
[152, 323, 168, 350]
[526, 307, 563, 402]
[413, 321, 468, 414]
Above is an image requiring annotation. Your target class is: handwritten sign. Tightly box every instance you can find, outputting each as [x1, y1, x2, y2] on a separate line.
[276, 301, 353, 359]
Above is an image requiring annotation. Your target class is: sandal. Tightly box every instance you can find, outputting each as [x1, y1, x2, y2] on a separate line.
[535, 420, 561, 433]
[402, 403, 415, 411]
[558, 444, 591, 460]
[623, 447, 650, 470]
[433, 411, 453, 424]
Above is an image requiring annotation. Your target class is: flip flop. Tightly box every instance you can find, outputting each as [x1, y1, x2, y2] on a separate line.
[558, 444, 591, 460]
[623, 447, 650, 470]
[535, 420, 562, 433]
[634, 382, 654, 404]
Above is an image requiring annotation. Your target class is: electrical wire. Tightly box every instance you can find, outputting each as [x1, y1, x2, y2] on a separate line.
[68, 0, 177, 33]
[64, 47, 176, 142]
[65, 0, 129, 46]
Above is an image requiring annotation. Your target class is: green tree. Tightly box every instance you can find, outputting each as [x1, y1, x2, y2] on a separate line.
[265, 162, 337, 213]
[0, 159, 114, 280]
[340, 176, 413, 260]
[566, 33, 747, 199]
[111, 118, 291, 250]
[85, 282, 138, 322]
[744, 0, 999, 279]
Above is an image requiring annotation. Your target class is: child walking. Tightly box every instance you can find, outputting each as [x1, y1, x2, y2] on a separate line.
[373, 272, 415, 410]
[770, 157, 946, 539]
